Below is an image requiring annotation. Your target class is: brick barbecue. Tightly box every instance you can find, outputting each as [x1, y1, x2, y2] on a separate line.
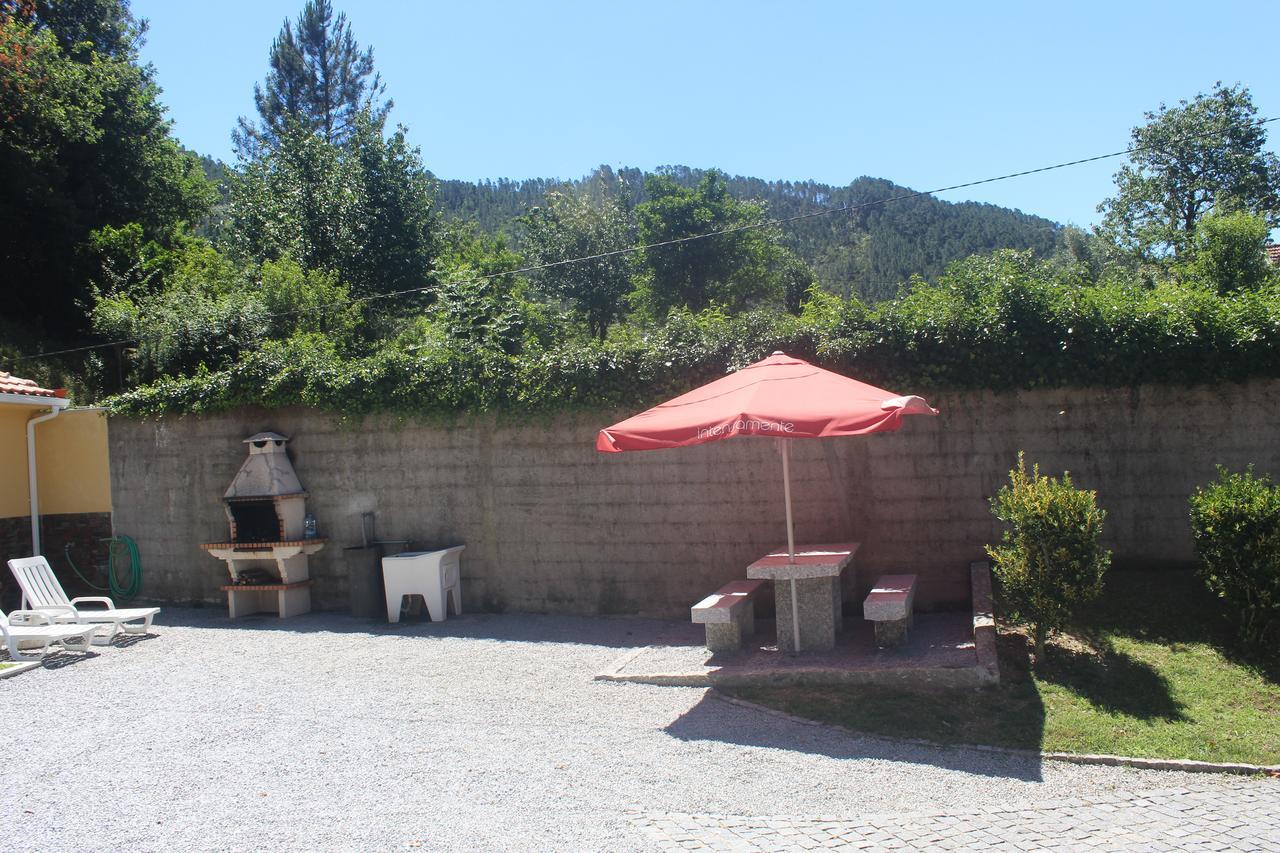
[200, 432, 324, 617]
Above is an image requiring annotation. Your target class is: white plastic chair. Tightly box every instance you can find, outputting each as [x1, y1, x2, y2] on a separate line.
[7, 556, 159, 644]
[382, 547, 464, 623]
[1, 609, 97, 662]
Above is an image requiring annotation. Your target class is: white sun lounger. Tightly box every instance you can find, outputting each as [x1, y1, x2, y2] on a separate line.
[7, 556, 160, 644]
[1, 609, 97, 662]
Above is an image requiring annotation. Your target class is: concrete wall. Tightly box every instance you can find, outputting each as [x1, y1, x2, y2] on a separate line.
[107, 380, 1280, 619]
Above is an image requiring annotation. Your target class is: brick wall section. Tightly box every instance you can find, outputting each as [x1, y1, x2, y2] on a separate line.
[0, 512, 113, 608]
[0, 515, 26, 610]
[106, 380, 1280, 618]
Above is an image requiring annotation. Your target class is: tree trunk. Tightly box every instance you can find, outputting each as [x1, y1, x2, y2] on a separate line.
[1034, 623, 1047, 663]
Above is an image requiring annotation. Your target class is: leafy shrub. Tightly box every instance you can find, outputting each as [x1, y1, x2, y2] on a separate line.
[1188, 467, 1280, 654]
[104, 249, 1280, 417]
[987, 454, 1111, 660]
[1180, 211, 1276, 295]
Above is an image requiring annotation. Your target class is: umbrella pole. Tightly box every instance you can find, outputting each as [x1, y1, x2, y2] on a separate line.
[782, 439, 796, 561]
[780, 439, 801, 652]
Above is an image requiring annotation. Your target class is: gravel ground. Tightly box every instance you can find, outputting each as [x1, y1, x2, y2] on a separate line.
[0, 609, 1253, 851]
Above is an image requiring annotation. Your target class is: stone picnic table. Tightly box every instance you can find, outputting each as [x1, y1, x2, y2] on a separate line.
[746, 542, 859, 652]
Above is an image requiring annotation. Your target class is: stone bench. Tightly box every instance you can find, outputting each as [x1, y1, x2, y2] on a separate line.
[691, 579, 766, 652]
[863, 574, 917, 647]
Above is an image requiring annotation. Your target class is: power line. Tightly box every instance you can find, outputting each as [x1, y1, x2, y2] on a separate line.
[12, 116, 1279, 364]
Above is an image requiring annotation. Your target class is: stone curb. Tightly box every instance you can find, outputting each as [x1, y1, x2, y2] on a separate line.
[969, 560, 1000, 684]
[712, 692, 1280, 777]
[0, 660, 41, 680]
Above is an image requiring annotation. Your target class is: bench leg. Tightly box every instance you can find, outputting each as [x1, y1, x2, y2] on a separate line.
[873, 617, 909, 648]
[704, 622, 743, 653]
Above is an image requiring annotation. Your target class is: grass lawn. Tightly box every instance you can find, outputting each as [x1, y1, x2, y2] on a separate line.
[727, 569, 1280, 766]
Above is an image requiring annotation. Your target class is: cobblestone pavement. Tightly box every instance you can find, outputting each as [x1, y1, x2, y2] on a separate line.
[631, 779, 1280, 850]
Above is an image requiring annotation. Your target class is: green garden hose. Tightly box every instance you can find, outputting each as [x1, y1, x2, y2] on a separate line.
[63, 535, 142, 601]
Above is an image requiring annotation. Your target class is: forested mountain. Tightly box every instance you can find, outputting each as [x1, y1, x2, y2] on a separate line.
[433, 165, 1062, 301]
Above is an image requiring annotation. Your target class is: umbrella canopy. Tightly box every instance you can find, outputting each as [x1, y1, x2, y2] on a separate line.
[596, 352, 936, 453]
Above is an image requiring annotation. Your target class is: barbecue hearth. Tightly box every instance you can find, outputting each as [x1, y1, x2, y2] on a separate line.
[200, 432, 325, 617]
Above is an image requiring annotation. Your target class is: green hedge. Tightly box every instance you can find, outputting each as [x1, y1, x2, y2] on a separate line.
[1189, 467, 1280, 654]
[106, 252, 1280, 417]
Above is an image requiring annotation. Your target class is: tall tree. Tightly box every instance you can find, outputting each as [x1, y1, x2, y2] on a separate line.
[521, 190, 635, 340]
[234, 0, 390, 155]
[0, 0, 213, 341]
[635, 170, 804, 314]
[21, 0, 138, 59]
[1098, 83, 1280, 260]
[227, 109, 437, 300]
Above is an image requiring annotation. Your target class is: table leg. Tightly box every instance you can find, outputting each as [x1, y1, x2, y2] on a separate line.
[776, 576, 839, 652]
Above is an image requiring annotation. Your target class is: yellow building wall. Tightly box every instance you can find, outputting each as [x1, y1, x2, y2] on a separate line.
[0, 407, 31, 518]
[37, 410, 111, 515]
[0, 407, 112, 519]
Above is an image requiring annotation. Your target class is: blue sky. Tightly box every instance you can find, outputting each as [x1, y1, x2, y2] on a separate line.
[131, 1, 1278, 228]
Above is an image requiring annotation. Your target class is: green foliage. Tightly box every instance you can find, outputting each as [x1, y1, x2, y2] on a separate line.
[987, 454, 1111, 659]
[635, 170, 804, 314]
[428, 225, 530, 357]
[833, 249, 1280, 390]
[227, 110, 438, 300]
[521, 190, 635, 340]
[24, 0, 139, 60]
[1188, 467, 1280, 654]
[0, 0, 215, 340]
[104, 247, 1280, 417]
[90, 244, 362, 384]
[234, 0, 390, 155]
[1099, 83, 1280, 260]
[436, 165, 1062, 302]
[1179, 211, 1275, 294]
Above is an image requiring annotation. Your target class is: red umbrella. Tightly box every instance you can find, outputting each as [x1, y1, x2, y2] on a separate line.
[598, 351, 937, 551]
[598, 351, 937, 648]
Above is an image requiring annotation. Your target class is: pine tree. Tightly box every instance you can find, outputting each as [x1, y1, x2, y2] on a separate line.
[234, 0, 390, 155]
[1099, 83, 1280, 261]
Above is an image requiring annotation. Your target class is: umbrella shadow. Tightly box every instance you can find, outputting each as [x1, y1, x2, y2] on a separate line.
[662, 690, 1046, 782]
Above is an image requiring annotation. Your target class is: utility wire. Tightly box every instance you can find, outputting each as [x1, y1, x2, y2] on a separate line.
[13, 116, 1279, 364]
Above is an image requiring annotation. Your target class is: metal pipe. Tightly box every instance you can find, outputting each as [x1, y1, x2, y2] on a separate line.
[781, 439, 796, 562]
[26, 403, 67, 557]
[781, 439, 801, 652]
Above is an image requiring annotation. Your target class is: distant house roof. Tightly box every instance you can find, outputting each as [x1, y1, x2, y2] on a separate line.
[1267, 244, 1280, 267]
[0, 370, 65, 400]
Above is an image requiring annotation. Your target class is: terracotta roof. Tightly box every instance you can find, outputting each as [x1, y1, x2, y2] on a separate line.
[0, 371, 65, 399]
[1267, 244, 1280, 266]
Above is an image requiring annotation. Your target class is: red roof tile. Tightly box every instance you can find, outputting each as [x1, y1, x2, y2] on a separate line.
[0, 371, 65, 399]
[1266, 244, 1280, 266]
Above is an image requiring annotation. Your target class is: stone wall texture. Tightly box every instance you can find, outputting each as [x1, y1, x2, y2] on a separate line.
[107, 380, 1280, 618]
